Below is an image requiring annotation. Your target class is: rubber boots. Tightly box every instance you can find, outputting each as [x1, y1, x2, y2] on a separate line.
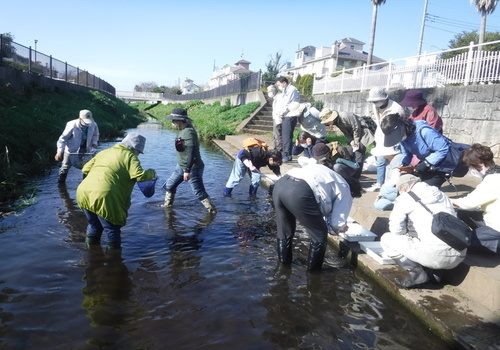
[307, 241, 326, 272]
[249, 185, 258, 197]
[277, 237, 293, 265]
[201, 197, 217, 214]
[394, 256, 430, 288]
[164, 191, 175, 207]
[58, 171, 68, 184]
[223, 187, 233, 197]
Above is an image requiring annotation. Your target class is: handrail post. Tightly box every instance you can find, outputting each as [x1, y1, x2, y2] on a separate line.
[29, 46, 32, 73]
[464, 41, 474, 86]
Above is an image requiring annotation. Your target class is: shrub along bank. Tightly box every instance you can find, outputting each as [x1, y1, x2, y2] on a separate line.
[0, 83, 145, 212]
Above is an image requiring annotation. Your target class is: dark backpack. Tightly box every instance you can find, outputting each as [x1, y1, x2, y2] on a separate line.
[359, 115, 377, 133]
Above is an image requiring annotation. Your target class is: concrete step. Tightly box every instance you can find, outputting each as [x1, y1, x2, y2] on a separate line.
[213, 133, 500, 349]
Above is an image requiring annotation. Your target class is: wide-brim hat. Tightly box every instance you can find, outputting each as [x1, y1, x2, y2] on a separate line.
[79, 109, 94, 125]
[165, 107, 192, 122]
[320, 108, 339, 124]
[382, 118, 406, 147]
[370, 145, 401, 157]
[400, 89, 426, 107]
[287, 102, 306, 117]
[367, 87, 388, 102]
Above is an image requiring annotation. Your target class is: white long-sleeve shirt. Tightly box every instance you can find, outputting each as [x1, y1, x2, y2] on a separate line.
[286, 163, 353, 232]
[455, 173, 500, 231]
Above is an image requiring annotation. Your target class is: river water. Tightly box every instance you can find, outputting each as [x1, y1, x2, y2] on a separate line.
[0, 123, 449, 349]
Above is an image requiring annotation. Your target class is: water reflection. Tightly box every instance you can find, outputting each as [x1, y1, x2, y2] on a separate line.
[57, 183, 87, 244]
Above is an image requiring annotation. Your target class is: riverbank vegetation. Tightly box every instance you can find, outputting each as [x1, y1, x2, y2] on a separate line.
[131, 99, 261, 141]
[0, 85, 262, 212]
[0, 83, 145, 212]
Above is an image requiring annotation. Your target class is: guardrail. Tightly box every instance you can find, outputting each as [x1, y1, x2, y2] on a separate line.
[0, 35, 115, 95]
[313, 40, 500, 95]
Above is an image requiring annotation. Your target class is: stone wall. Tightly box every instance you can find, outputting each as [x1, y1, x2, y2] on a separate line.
[314, 85, 500, 158]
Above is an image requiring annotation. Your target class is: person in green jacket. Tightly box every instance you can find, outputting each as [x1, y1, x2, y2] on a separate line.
[77, 133, 156, 249]
[163, 108, 216, 213]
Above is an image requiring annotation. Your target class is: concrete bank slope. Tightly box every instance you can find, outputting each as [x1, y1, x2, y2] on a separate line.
[213, 134, 500, 350]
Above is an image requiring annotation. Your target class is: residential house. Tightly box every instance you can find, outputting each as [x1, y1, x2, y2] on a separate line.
[209, 59, 253, 89]
[285, 37, 386, 80]
[181, 78, 199, 94]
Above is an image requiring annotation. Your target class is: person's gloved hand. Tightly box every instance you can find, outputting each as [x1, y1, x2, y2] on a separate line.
[415, 160, 431, 174]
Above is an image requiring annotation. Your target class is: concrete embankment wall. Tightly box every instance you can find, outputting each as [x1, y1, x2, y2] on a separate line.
[315, 85, 500, 158]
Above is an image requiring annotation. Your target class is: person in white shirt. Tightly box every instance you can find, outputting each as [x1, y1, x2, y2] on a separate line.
[380, 174, 466, 288]
[266, 85, 284, 152]
[275, 77, 300, 163]
[366, 87, 406, 192]
[272, 144, 353, 271]
[453, 144, 500, 254]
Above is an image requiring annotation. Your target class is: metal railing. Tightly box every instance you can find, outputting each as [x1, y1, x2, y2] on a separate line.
[313, 40, 500, 95]
[0, 35, 115, 95]
[163, 71, 261, 101]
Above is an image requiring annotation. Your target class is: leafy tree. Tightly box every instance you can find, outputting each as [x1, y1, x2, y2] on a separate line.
[0, 32, 15, 59]
[367, 0, 387, 66]
[261, 52, 286, 86]
[442, 30, 500, 59]
[295, 74, 314, 96]
[134, 81, 158, 92]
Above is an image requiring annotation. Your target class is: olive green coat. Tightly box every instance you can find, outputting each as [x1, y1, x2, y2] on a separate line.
[76, 144, 156, 226]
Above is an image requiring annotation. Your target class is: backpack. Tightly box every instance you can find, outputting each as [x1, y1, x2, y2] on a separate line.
[242, 137, 269, 152]
[359, 115, 377, 134]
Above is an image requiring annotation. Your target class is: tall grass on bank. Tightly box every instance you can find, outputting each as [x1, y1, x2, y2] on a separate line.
[132, 99, 261, 141]
[0, 83, 145, 211]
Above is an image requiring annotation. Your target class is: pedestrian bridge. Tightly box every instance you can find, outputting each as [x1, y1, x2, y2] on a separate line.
[116, 91, 164, 102]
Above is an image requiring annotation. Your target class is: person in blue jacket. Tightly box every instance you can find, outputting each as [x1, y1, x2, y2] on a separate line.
[380, 113, 450, 188]
[292, 131, 316, 159]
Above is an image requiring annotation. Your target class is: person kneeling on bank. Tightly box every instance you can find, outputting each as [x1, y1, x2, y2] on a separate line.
[380, 174, 466, 288]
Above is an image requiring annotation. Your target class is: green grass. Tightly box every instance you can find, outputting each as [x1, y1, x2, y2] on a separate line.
[0, 81, 145, 210]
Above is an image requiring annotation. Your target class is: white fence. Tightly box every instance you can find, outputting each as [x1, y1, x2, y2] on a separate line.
[313, 40, 500, 95]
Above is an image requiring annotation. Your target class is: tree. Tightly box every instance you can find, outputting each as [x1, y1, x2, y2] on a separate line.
[367, 0, 386, 66]
[0, 32, 15, 59]
[134, 81, 158, 92]
[441, 30, 500, 59]
[471, 0, 498, 49]
[261, 52, 287, 86]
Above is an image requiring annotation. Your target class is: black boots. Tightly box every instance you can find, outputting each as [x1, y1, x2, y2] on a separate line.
[394, 256, 430, 288]
[58, 171, 68, 184]
[307, 241, 326, 272]
[277, 237, 293, 265]
[249, 185, 258, 197]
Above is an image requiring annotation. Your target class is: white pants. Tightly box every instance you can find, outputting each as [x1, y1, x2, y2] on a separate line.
[380, 231, 466, 270]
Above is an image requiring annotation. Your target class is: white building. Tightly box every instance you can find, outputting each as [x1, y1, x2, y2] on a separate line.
[209, 59, 253, 89]
[181, 78, 199, 94]
[285, 37, 386, 80]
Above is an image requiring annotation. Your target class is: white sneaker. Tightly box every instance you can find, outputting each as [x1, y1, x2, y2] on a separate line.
[366, 183, 382, 192]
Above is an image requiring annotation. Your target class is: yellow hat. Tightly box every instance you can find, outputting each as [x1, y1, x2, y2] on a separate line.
[320, 108, 339, 124]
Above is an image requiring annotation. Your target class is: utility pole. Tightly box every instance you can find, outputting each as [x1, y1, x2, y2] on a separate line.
[417, 0, 429, 56]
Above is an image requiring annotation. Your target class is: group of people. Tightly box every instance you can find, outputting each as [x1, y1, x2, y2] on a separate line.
[263, 80, 499, 285]
[55, 85, 499, 284]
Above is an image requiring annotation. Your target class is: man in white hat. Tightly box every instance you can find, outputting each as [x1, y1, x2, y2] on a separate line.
[266, 85, 284, 152]
[365, 87, 406, 192]
[55, 109, 100, 184]
[275, 76, 300, 162]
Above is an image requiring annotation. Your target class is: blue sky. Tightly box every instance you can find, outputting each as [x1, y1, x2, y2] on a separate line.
[2, 0, 500, 91]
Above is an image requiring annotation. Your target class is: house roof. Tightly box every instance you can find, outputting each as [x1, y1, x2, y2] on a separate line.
[339, 37, 365, 46]
[296, 45, 316, 53]
[235, 59, 251, 65]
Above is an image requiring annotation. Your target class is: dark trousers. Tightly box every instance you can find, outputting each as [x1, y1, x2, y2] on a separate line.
[272, 175, 328, 243]
[457, 208, 500, 253]
[281, 117, 298, 158]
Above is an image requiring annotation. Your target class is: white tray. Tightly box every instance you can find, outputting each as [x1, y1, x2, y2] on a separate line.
[359, 241, 395, 265]
[340, 223, 377, 242]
